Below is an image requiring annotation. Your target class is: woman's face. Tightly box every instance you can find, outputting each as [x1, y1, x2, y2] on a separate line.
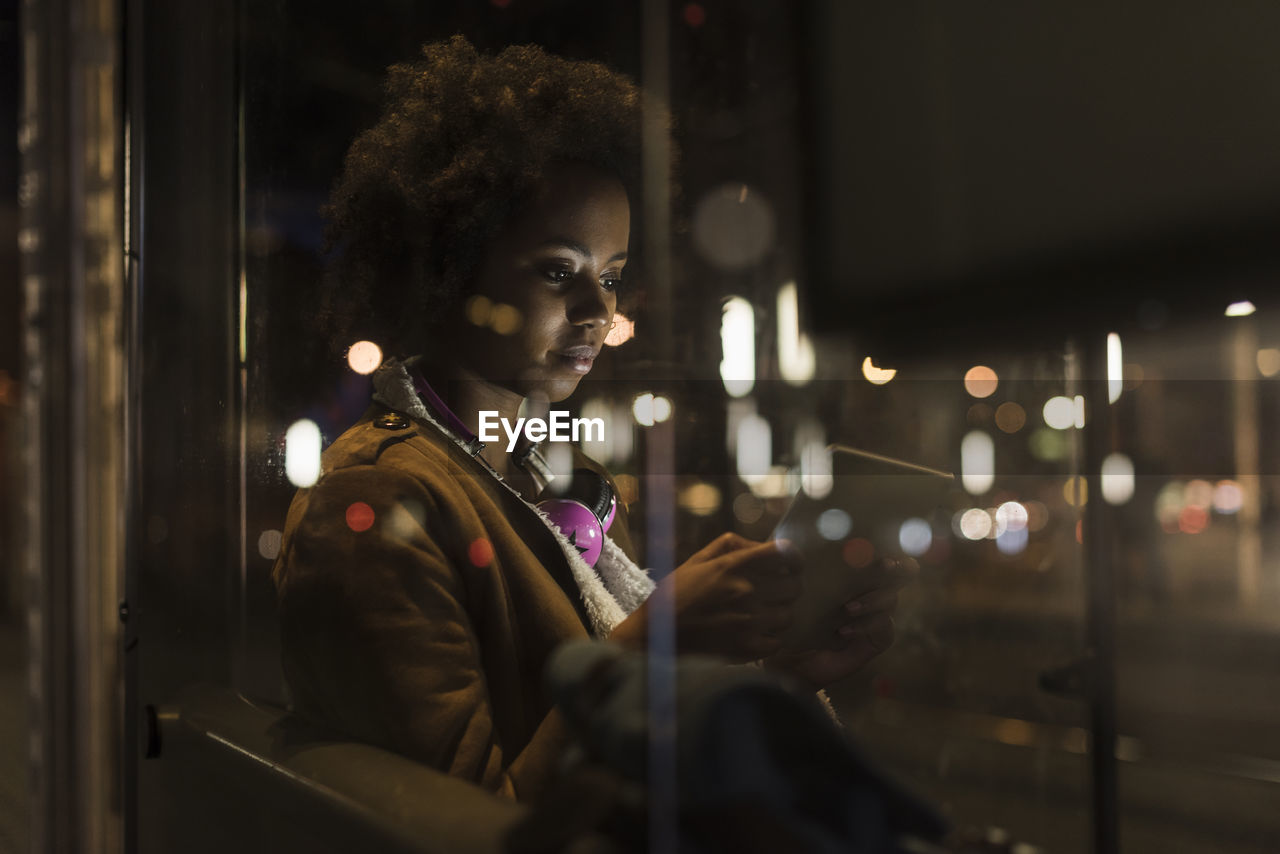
[453, 162, 630, 402]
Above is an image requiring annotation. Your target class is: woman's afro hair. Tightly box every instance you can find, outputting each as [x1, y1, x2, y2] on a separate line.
[321, 36, 650, 358]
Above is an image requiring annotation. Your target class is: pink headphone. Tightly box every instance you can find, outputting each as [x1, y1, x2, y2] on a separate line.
[536, 469, 618, 566]
[411, 369, 617, 567]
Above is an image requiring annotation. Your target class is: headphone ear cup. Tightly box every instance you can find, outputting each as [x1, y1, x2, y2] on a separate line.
[538, 499, 605, 567]
[599, 489, 617, 533]
[565, 469, 616, 530]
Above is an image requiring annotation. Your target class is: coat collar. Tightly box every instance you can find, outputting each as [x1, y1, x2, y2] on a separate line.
[371, 358, 654, 639]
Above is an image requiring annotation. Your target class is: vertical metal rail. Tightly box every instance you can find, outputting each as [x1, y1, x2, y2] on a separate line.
[640, 2, 675, 852]
[1080, 335, 1119, 854]
[20, 0, 126, 851]
[232, 0, 249, 698]
[121, 0, 144, 848]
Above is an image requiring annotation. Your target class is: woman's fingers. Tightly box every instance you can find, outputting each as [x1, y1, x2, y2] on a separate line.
[687, 531, 760, 562]
[721, 539, 801, 579]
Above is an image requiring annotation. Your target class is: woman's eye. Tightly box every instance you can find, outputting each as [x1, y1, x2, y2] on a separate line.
[542, 268, 573, 284]
[602, 276, 622, 292]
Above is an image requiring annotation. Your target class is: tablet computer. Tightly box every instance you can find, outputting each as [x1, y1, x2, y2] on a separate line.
[772, 445, 955, 651]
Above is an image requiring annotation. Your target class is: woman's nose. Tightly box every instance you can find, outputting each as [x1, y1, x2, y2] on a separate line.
[565, 275, 613, 329]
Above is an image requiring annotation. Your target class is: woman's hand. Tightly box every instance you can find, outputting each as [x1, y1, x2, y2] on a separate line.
[609, 533, 802, 662]
[762, 560, 913, 691]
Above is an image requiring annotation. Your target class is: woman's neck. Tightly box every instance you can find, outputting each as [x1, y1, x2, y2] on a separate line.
[417, 359, 530, 485]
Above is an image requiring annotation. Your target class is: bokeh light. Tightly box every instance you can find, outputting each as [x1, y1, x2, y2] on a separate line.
[652, 395, 673, 423]
[817, 508, 852, 541]
[345, 502, 375, 532]
[987, 507, 1004, 539]
[257, 529, 282, 560]
[1100, 453, 1135, 505]
[1213, 480, 1243, 514]
[1184, 479, 1214, 509]
[578, 398, 612, 462]
[964, 365, 999, 398]
[692, 182, 777, 271]
[961, 430, 995, 495]
[468, 538, 495, 566]
[347, 340, 383, 375]
[284, 419, 322, 488]
[1107, 332, 1123, 403]
[544, 442, 574, 486]
[605, 313, 635, 347]
[678, 482, 722, 516]
[997, 526, 1029, 555]
[387, 498, 427, 541]
[861, 357, 896, 385]
[777, 281, 815, 385]
[1178, 506, 1209, 534]
[732, 492, 765, 525]
[995, 501, 1029, 532]
[611, 402, 635, 463]
[720, 297, 755, 397]
[1063, 477, 1088, 507]
[632, 393, 656, 427]
[489, 303, 523, 335]
[1042, 396, 1075, 430]
[1155, 481, 1185, 530]
[748, 466, 792, 499]
[1225, 300, 1256, 317]
[682, 2, 706, 27]
[898, 518, 932, 556]
[736, 414, 771, 485]
[994, 402, 1026, 433]
[842, 538, 875, 568]
[1257, 348, 1280, 377]
[1029, 428, 1069, 461]
[958, 508, 993, 540]
[796, 426, 833, 499]
[967, 403, 993, 426]
[465, 295, 492, 326]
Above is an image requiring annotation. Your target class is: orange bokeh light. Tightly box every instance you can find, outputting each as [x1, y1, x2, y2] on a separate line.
[842, 537, 875, 569]
[1178, 506, 1209, 535]
[964, 365, 999, 398]
[468, 538, 495, 567]
[346, 502, 376, 532]
[605, 313, 635, 347]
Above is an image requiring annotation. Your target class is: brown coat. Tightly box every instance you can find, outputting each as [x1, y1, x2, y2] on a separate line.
[272, 406, 642, 801]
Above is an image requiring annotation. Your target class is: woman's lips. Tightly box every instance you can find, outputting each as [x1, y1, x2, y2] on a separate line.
[557, 346, 597, 375]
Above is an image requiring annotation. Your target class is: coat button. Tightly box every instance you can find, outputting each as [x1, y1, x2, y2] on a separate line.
[374, 412, 408, 430]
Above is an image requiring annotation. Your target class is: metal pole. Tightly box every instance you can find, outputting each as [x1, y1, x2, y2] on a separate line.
[641, 2, 676, 852]
[1079, 334, 1119, 854]
[21, 0, 126, 850]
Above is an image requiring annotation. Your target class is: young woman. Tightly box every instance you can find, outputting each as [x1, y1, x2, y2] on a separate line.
[272, 37, 900, 802]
